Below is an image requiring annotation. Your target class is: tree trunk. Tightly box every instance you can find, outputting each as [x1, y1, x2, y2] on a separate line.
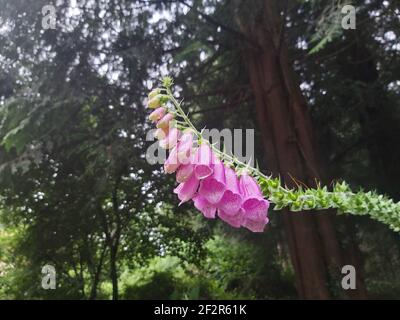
[237, 0, 355, 299]
[110, 245, 119, 300]
[89, 246, 107, 300]
[246, 41, 330, 299]
[98, 205, 120, 300]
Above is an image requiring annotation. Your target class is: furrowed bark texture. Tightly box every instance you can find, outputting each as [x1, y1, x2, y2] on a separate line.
[236, 0, 367, 299]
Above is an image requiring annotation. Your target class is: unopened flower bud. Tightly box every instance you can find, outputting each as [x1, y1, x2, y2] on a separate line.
[156, 113, 174, 130]
[148, 88, 161, 99]
[155, 128, 168, 140]
[160, 127, 181, 149]
[147, 95, 162, 109]
[149, 107, 166, 122]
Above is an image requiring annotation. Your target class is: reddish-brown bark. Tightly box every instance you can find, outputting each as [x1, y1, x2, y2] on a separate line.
[237, 1, 367, 299]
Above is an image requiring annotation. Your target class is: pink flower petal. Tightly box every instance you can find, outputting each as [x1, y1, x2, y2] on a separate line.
[176, 163, 194, 183]
[217, 166, 242, 214]
[199, 178, 226, 205]
[177, 134, 193, 164]
[218, 209, 243, 228]
[242, 198, 270, 221]
[173, 174, 199, 205]
[179, 130, 194, 144]
[239, 172, 263, 199]
[193, 195, 217, 219]
[193, 143, 214, 179]
[218, 190, 242, 214]
[224, 166, 240, 193]
[160, 127, 181, 149]
[242, 216, 269, 233]
[195, 165, 213, 180]
[237, 172, 270, 232]
[164, 146, 180, 174]
[198, 160, 226, 204]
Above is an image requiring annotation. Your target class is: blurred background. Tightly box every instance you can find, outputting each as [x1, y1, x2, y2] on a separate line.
[0, 0, 399, 300]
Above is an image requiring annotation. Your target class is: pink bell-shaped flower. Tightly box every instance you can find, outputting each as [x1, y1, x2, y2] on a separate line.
[173, 174, 199, 205]
[242, 216, 269, 233]
[193, 195, 217, 219]
[239, 172, 270, 232]
[176, 131, 194, 164]
[217, 166, 243, 215]
[198, 159, 226, 205]
[193, 143, 213, 180]
[164, 146, 180, 174]
[176, 163, 194, 183]
[218, 208, 243, 228]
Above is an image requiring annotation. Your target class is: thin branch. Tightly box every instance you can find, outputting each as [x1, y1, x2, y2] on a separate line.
[178, 0, 260, 49]
[189, 97, 253, 115]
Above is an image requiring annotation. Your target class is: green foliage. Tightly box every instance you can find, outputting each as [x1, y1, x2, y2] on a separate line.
[119, 234, 296, 300]
[204, 235, 296, 299]
[308, 0, 350, 54]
